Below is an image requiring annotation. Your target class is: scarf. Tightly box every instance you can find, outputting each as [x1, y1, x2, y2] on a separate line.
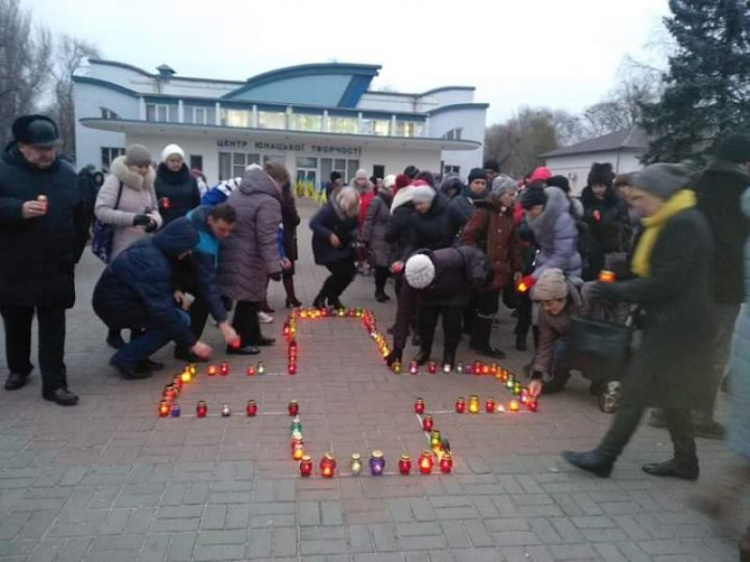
[631, 189, 696, 278]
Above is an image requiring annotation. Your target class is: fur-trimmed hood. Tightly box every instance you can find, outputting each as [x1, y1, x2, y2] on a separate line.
[111, 155, 155, 191]
[529, 186, 569, 238]
[391, 185, 417, 212]
[581, 184, 620, 207]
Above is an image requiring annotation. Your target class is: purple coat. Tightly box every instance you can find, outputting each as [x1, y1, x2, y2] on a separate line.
[218, 166, 282, 302]
[529, 187, 582, 279]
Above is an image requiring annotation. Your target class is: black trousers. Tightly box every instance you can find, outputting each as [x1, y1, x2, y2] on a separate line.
[514, 292, 533, 338]
[599, 404, 697, 465]
[318, 258, 356, 301]
[374, 266, 389, 294]
[419, 303, 463, 356]
[0, 304, 68, 393]
[231, 301, 262, 346]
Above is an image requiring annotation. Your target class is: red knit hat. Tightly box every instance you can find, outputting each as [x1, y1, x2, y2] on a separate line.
[529, 167, 552, 183]
[393, 173, 410, 194]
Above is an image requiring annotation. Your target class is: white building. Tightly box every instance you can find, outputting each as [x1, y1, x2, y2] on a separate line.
[74, 59, 488, 186]
[540, 127, 648, 195]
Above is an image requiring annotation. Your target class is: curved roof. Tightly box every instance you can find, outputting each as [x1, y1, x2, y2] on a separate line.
[420, 86, 475, 97]
[427, 102, 489, 116]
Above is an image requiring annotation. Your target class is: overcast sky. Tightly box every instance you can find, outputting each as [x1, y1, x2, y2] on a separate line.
[29, 0, 670, 125]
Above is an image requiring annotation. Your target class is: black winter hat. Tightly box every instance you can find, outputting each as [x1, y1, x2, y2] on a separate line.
[468, 168, 487, 184]
[404, 165, 420, 179]
[546, 175, 570, 193]
[716, 133, 750, 163]
[12, 115, 62, 148]
[587, 162, 615, 188]
[483, 159, 500, 173]
[521, 185, 547, 210]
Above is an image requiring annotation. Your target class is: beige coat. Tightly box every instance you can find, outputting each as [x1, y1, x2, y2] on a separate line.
[95, 156, 162, 259]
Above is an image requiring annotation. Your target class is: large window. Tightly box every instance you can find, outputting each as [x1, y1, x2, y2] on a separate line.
[220, 109, 251, 128]
[146, 103, 178, 123]
[361, 118, 390, 136]
[101, 147, 126, 171]
[258, 111, 286, 130]
[100, 107, 119, 120]
[394, 120, 424, 138]
[443, 128, 463, 141]
[218, 151, 261, 180]
[320, 157, 360, 187]
[289, 113, 323, 132]
[329, 115, 358, 135]
[184, 105, 216, 125]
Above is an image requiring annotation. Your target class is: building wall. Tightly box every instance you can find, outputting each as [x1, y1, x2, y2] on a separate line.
[544, 149, 644, 195]
[429, 107, 486, 177]
[416, 89, 474, 113]
[357, 93, 422, 113]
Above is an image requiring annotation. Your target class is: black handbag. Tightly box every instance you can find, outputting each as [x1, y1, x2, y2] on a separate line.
[566, 313, 634, 379]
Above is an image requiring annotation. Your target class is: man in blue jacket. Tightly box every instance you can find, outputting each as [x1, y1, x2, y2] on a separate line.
[92, 219, 213, 378]
[173, 204, 239, 361]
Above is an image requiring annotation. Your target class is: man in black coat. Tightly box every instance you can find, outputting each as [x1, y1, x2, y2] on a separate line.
[683, 133, 750, 437]
[93, 219, 213, 379]
[0, 115, 90, 406]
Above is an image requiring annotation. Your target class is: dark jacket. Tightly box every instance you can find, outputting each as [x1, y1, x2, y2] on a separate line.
[448, 186, 489, 226]
[169, 206, 229, 323]
[393, 246, 487, 350]
[596, 207, 714, 409]
[281, 186, 300, 262]
[581, 185, 632, 278]
[461, 200, 523, 291]
[406, 192, 464, 256]
[218, 166, 282, 302]
[0, 143, 89, 308]
[386, 187, 416, 263]
[529, 187, 582, 279]
[155, 163, 201, 225]
[310, 199, 358, 266]
[360, 189, 393, 267]
[92, 219, 200, 349]
[693, 159, 750, 304]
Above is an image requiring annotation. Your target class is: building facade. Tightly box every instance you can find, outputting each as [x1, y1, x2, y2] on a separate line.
[74, 59, 487, 186]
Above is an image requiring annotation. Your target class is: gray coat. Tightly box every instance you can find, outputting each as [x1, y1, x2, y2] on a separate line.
[360, 190, 392, 267]
[218, 166, 282, 302]
[728, 188, 750, 459]
[529, 186, 582, 279]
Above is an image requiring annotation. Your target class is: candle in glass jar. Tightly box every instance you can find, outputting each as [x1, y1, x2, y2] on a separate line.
[219, 361, 229, 376]
[246, 400, 258, 417]
[288, 400, 299, 416]
[196, 400, 208, 418]
[350, 453, 363, 475]
[207, 365, 218, 376]
[485, 397, 496, 413]
[414, 398, 425, 415]
[319, 453, 336, 478]
[399, 454, 412, 475]
[422, 415, 433, 432]
[170, 403, 181, 417]
[158, 400, 170, 417]
[468, 395, 481, 414]
[221, 404, 231, 417]
[369, 451, 385, 476]
[427, 361, 437, 374]
[455, 397, 466, 414]
[440, 452, 453, 474]
[299, 455, 313, 477]
[419, 451, 433, 474]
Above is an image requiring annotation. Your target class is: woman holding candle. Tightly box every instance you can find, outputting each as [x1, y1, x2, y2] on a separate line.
[562, 163, 714, 481]
[154, 144, 201, 226]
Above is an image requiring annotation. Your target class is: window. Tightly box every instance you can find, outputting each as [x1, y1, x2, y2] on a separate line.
[321, 158, 360, 186]
[219, 151, 261, 180]
[443, 128, 463, 141]
[220, 109, 251, 128]
[373, 165, 385, 179]
[289, 113, 323, 132]
[101, 147, 126, 171]
[346, 160, 360, 182]
[100, 107, 119, 120]
[145, 103, 177, 123]
[394, 120, 424, 138]
[258, 111, 286, 130]
[329, 115, 358, 134]
[184, 106, 216, 125]
[444, 165, 460, 175]
[190, 155, 203, 171]
[361, 118, 390, 136]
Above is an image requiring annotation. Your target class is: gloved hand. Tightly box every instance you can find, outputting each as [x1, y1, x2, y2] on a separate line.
[133, 214, 151, 227]
[588, 281, 615, 301]
[385, 348, 403, 367]
[269, 272, 282, 282]
[144, 219, 158, 233]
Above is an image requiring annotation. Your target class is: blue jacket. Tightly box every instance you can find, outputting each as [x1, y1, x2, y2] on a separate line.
[92, 219, 200, 349]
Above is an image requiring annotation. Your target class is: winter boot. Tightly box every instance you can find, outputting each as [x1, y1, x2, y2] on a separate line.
[561, 449, 614, 478]
[469, 317, 506, 359]
[642, 459, 699, 481]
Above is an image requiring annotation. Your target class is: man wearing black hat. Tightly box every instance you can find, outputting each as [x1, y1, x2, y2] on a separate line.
[0, 115, 90, 406]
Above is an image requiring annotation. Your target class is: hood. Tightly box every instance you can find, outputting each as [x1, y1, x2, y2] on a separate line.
[529, 186, 569, 237]
[705, 158, 750, 183]
[152, 217, 200, 257]
[111, 155, 155, 190]
[440, 175, 465, 198]
[2, 142, 61, 173]
[187, 205, 212, 233]
[239, 165, 281, 200]
[157, 162, 191, 185]
[391, 185, 417, 212]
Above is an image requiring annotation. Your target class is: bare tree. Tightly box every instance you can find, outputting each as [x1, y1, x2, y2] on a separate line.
[47, 35, 100, 156]
[0, 0, 52, 146]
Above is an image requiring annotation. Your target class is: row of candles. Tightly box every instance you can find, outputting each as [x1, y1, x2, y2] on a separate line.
[298, 450, 452, 477]
[159, 398, 300, 418]
[414, 393, 538, 416]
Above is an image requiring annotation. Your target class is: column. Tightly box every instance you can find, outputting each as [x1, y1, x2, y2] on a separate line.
[252, 105, 258, 128]
[391, 115, 397, 136]
[178, 100, 184, 124]
[215, 102, 221, 126]
[424, 116, 430, 138]
[139, 97, 146, 120]
[357, 112, 363, 134]
[323, 110, 330, 133]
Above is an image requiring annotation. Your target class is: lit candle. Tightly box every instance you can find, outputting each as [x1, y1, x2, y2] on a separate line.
[219, 361, 229, 376]
[221, 404, 231, 417]
[189, 364, 197, 376]
[246, 365, 256, 376]
[207, 365, 218, 376]
[350, 453, 363, 475]
[468, 395, 481, 414]
[473, 361, 482, 375]
[369, 451, 385, 476]
[158, 400, 170, 418]
[422, 415, 433, 432]
[170, 403, 181, 417]
[526, 400, 538, 413]
[509, 400, 520, 412]
[246, 399, 258, 417]
[320, 453, 336, 478]
[392, 360, 402, 374]
[427, 361, 437, 375]
[173, 375, 183, 390]
[598, 270, 616, 284]
[485, 397, 496, 413]
[442, 363, 452, 374]
[414, 398, 425, 415]
[506, 377, 515, 390]
[292, 438, 305, 461]
[482, 365, 491, 376]
[288, 400, 299, 417]
[455, 397, 466, 414]
[455, 362, 464, 375]
[409, 361, 419, 375]
[419, 451, 433, 474]
[299, 455, 313, 477]
[429, 430, 442, 449]
[440, 452, 453, 474]
[180, 369, 192, 383]
[490, 363, 499, 375]
[196, 400, 207, 418]
[257, 362, 266, 375]
[399, 454, 412, 475]
[513, 382, 522, 396]
[288, 363, 297, 375]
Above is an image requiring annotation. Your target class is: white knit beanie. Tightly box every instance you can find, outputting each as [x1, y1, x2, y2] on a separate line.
[531, 268, 568, 301]
[412, 185, 436, 204]
[161, 144, 186, 163]
[405, 254, 436, 289]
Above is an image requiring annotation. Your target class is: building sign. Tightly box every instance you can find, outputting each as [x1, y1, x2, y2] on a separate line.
[216, 140, 361, 156]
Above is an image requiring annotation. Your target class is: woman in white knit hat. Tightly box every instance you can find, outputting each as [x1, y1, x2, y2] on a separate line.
[154, 144, 201, 225]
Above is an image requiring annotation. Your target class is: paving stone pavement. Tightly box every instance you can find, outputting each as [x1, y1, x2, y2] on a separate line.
[0, 199, 746, 562]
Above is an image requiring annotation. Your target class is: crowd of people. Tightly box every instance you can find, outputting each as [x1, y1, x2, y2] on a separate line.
[1, 114, 749, 558]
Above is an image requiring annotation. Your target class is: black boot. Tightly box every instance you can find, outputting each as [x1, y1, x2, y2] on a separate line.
[642, 459, 699, 480]
[469, 317, 506, 359]
[106, 328, 125, 349]
[328, 297, 344, 309]
[515, 334, 527, 352]
[413, 348, 431, 366]
[312, 291, 327, 309]
[561, 450, 614, 478]
[375, 290, 390, 303]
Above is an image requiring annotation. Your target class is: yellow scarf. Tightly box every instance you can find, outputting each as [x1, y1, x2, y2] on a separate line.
[631, 189, 696, 278]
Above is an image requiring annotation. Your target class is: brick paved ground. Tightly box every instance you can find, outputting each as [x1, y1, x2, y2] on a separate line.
[0, 199, 746, 561]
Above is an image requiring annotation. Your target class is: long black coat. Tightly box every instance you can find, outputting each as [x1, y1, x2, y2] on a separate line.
[596, 207, 714, 409]
[281, 189, 300, 262]
[155, 163, 201, 225]
[581, 185, 631, 279]
[693, 159, 750, 304]
[385, 191, 415, 263]
[0, 144, 89, 308]
[406, 193, 464, 255]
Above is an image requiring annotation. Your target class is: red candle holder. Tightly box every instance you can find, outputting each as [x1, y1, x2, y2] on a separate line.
[414, 398, 425, 415]
[427, 361, 437, 374]
[422, 415, 433, 432]
[173, 375, 183, 390]
[246, 400, 258, 417]
[246, 365, 256, 376]
[440, 452, 453, 474]
[526, 400, 538, 413]
[288, 363, 297, 375]
[485, 398, 496, 413]
[219, 361, 229, 376]
[455, 396, 467, 412]
[299, 455, 313, 477]
[158, 400, 170, 417]
[320, 453, 336, 478]
[473, 361, 483, 375]
[419, 451, 434, 474]
[288, 400, 299, 416]
[399, 454, 412, 475]
[207, 365, 218, 376]
[196, 400, 208, 418]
